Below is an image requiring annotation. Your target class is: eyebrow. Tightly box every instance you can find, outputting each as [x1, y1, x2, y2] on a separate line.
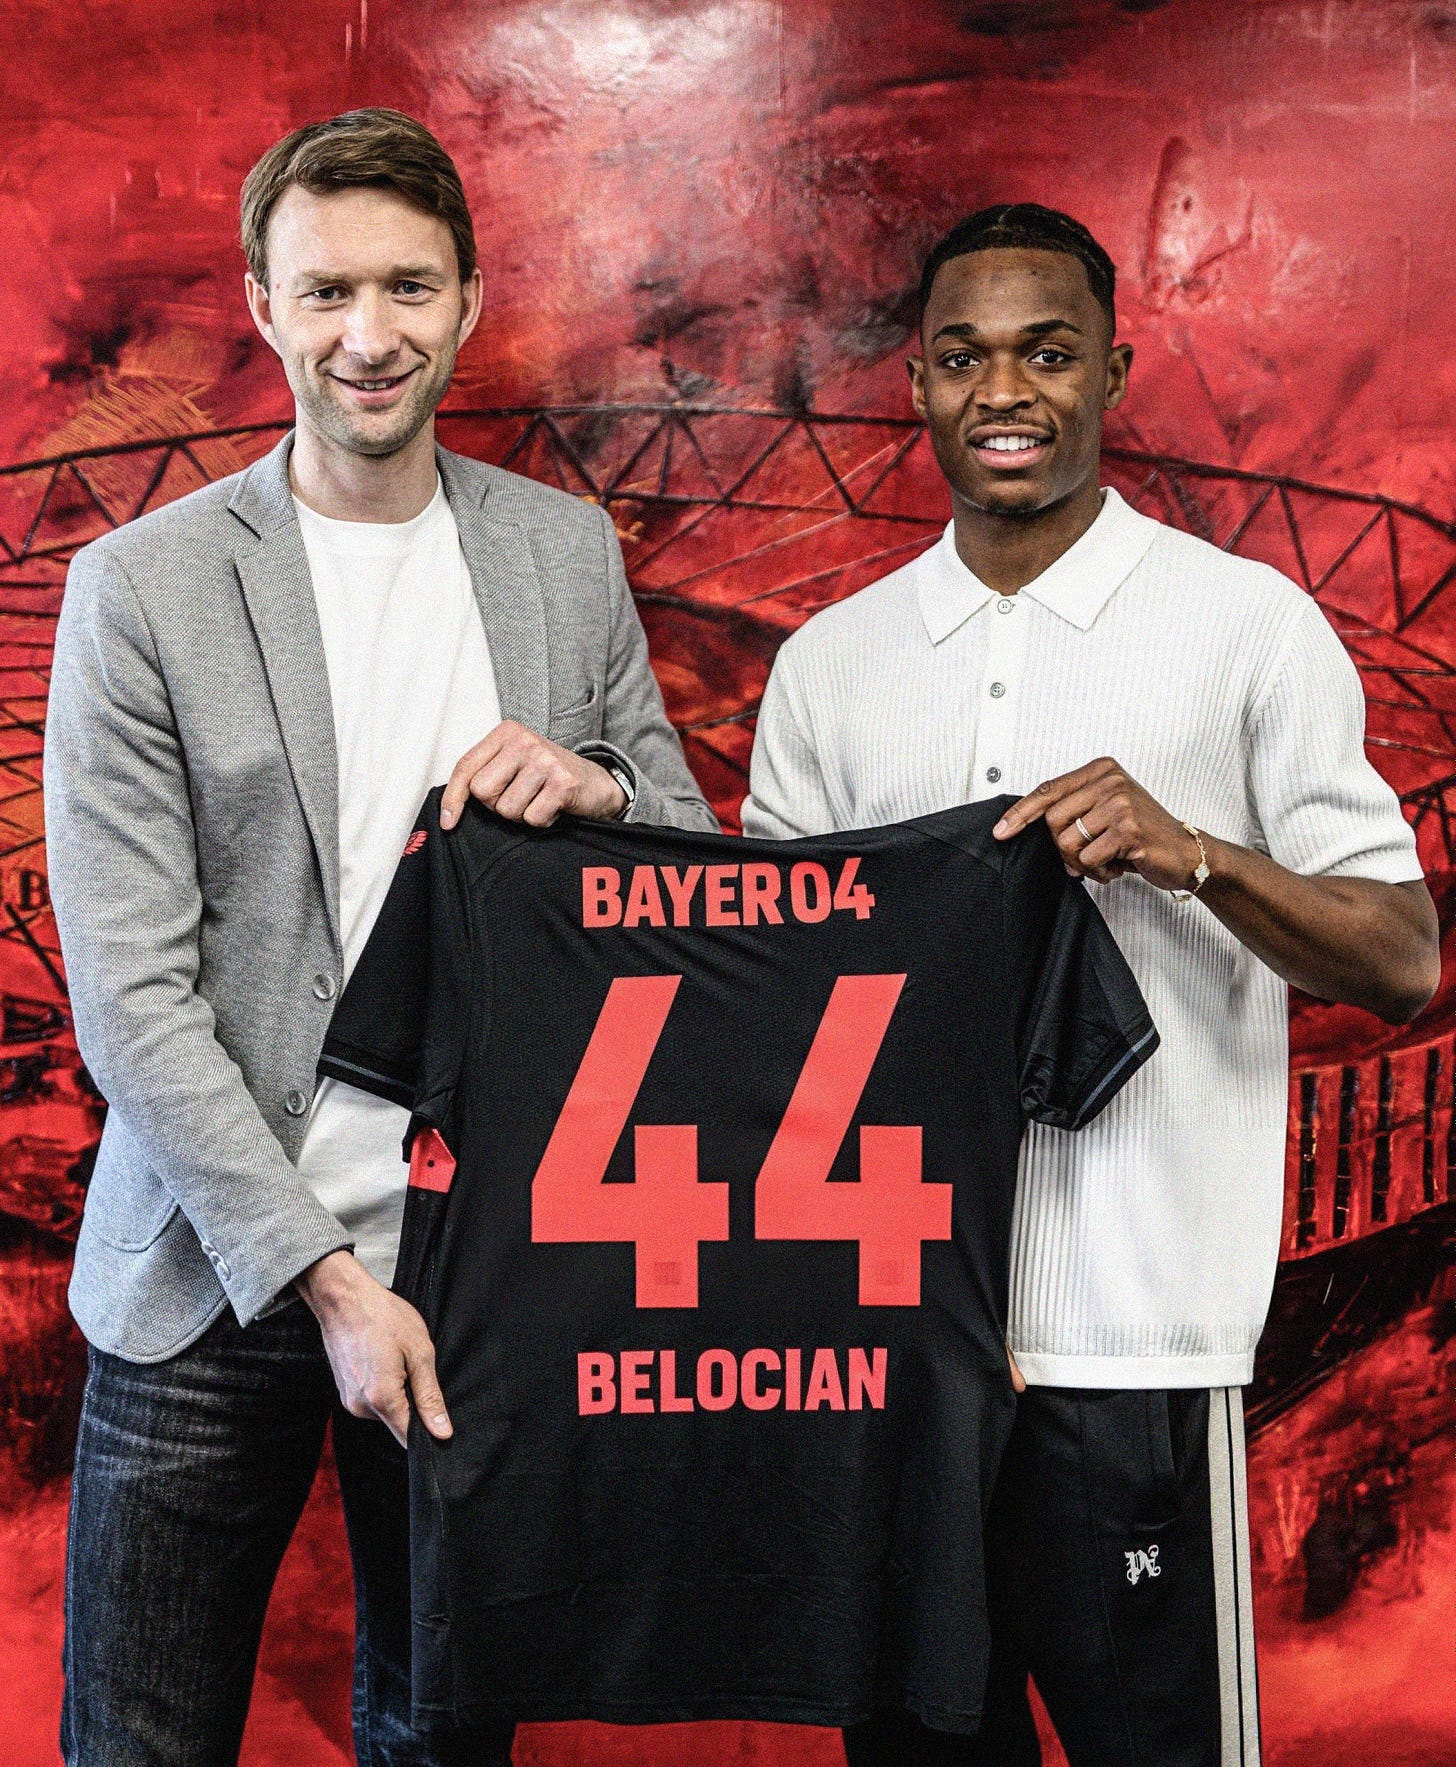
[294, 264, 446, 285]
[931, 318, 1084, 344]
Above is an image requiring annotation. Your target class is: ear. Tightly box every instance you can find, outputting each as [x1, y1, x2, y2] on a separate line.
[244, 273, 282, 360]
[906, 351, 928, 421]
[1104, 341, 1133, 411]
[457, 267, 484, 348]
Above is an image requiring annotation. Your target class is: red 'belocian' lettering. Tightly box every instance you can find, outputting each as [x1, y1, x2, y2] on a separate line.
[577, 1347, 887, 1415]
[583, 860, 874, 929]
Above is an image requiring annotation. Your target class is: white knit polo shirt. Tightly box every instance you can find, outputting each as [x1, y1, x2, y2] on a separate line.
[742, 488, 1423, 1388]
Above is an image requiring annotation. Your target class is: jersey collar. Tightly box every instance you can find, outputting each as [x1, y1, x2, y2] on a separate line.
[916, 487, 1161, 644]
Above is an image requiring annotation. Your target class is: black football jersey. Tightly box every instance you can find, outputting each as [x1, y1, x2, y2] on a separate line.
[319, 792, 1157, 1735]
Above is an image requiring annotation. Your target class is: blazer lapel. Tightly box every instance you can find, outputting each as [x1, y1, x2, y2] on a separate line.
[438, 447, 551, 734]
[228, 436, 342, 950]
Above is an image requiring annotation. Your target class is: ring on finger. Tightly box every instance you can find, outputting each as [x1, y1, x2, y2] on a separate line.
[1074, 815, 1093, 845]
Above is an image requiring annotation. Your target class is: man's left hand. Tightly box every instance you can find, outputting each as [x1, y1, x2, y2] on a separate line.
[992, 756, 1203, 893]
[440, 721, 627, 830]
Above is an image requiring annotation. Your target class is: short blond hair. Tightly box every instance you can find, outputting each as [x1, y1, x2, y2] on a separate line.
[240, 108, 476, 285]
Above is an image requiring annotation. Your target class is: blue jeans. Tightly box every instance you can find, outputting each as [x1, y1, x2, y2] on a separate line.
[60, 1299, 516, 1767]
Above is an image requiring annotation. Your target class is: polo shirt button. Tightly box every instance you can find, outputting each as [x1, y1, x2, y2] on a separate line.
[986, 766, 1002, 783]
[997, 598, 1015, 614]
[284, 1088, 309, 1117]
[312, 973, 336, 1001]
[989, 681, 1005, 698]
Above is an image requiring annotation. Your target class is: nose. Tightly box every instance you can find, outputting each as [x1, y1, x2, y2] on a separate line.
[338, 288, 400, 367]
[974, 354, 1034, 412]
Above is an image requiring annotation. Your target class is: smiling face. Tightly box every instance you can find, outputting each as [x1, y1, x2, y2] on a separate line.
[908, 246, 1130, 521]
[245, 183, 482, 460]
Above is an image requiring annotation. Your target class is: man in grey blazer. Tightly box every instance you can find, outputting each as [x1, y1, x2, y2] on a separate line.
[44, 109, 715, 1767]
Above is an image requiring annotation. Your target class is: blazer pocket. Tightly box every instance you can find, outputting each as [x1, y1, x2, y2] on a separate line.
[551, 681, 600, 743]
[83, 1153, 178, 1252]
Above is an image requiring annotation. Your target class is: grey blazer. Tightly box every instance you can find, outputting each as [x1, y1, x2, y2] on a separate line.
[45, 435, 717, 1363]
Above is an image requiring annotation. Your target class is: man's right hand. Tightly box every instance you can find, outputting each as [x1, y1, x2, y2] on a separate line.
[296, 1249, 453, 1448]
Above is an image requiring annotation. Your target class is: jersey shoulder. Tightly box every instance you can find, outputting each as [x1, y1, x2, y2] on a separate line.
[904, 798, 1026, 877]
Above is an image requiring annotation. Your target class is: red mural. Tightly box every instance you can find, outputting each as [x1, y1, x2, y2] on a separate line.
[2, 3, 1455, 1763]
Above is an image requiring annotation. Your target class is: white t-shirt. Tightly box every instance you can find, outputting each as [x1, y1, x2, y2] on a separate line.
[294, 480, 501, 1285]
[743, 488, 1423, 1388]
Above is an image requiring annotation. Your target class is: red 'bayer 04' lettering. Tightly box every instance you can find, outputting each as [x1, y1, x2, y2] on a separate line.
[582, 856, 875, 929]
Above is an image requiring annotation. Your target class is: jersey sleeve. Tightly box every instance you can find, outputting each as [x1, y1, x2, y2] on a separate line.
[318, 790, 474, 1130]
[1000, 822, 1159, 1131]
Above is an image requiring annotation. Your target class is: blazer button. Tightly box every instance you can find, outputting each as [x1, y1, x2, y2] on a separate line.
[285, 1088, 309, 1117]
[313, 973, 337, 1001]
[199, 1239, 231, 1280]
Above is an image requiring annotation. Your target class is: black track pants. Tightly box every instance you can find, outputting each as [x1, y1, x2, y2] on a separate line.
[845, 1385, 1260, 1767]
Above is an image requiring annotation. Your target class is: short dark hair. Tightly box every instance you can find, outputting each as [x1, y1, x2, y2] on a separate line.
[919, 204, 1116, 329]
[241, 108, 476, 285]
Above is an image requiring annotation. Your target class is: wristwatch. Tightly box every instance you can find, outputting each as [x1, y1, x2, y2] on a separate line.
[601, 757, 636, 819]
[577, 743, 638, 819]
[1170, 822, 1210, 901]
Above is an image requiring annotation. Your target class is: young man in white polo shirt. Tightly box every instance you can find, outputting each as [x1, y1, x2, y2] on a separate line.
[741, 205, 1440, 1767]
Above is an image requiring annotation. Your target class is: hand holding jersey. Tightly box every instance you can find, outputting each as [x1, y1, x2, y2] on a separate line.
[439, 718, 628, 830]
[995, 757, 1437, 1020]
[301, 1243, 453, 1445]
[994, 755, 1207, 888]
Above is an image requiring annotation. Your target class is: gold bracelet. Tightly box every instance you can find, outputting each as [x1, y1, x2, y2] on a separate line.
[1170, 822, 1211, 902]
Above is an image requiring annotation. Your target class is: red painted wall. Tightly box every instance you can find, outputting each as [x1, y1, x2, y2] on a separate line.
[2, 3, 1455, 1763]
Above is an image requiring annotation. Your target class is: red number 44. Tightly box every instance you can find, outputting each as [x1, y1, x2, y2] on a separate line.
[531, 974, 952, 1308]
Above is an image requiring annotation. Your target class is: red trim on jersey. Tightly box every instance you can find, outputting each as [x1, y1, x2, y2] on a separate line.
[409, 1126, 456, 1193]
